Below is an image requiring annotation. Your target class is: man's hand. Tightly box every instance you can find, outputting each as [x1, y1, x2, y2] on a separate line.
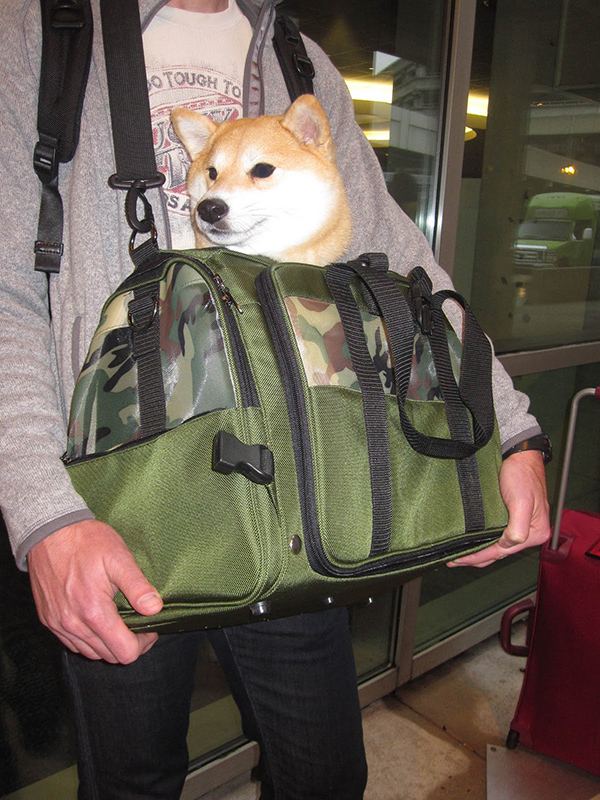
[448, 449, 551, 568]
[28, 520, 163, 664]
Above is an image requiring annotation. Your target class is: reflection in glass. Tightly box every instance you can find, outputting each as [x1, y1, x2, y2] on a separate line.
[416, 360, 600, 652]
[453, 0, 600, 353]
[282, 0, 447, 241]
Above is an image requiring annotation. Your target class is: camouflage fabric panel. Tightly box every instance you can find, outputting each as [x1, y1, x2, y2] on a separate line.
[66, 262, 235, 460]
[284, 296, 462, 401]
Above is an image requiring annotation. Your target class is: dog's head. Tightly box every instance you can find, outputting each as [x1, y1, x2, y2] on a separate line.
[170, 95, 352, 265]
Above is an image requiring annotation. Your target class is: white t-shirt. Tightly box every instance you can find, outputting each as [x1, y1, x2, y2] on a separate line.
[143, 2, 252, 247]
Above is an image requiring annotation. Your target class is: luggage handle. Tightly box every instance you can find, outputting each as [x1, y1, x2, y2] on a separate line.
[551, 386, 600, 550]
[325, 257, 496, 460]
[500, 598, 534, 657]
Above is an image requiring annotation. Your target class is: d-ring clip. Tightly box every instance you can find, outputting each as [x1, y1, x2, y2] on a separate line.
[128, 295, 159, 332]
[129, 221, 158, 253]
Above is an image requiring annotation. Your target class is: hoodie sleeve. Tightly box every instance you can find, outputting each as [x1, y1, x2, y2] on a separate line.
[0, 3, 94, 570]
[303, 37, 541, 448]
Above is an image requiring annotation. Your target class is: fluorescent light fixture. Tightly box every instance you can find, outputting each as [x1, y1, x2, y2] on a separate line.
[345, 78, 393, 104]
[467, 93, 489, 117]
[363, 129, 390, 143]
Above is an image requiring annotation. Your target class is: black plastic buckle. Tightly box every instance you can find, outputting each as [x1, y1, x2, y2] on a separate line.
[51, 0, 85, 29]
[213, 431, 275, 485]
[410, 281, 432, 335]
[108, 173, 166, 191]
[33, 138, 59, 184]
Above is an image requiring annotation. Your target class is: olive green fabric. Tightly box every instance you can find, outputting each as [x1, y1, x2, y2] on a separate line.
[66, 248, 508, 632]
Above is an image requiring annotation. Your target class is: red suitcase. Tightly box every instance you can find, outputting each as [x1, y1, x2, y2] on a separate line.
[501, 386, 600, 776]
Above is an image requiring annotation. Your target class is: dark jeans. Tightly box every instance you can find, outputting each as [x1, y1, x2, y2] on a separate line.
[63, 607, 368, 800]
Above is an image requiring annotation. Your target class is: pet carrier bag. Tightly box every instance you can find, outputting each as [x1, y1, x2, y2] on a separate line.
[34, 0, 509, 631]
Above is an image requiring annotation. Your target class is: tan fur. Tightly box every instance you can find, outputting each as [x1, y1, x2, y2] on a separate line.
[171, 95, 352, 265]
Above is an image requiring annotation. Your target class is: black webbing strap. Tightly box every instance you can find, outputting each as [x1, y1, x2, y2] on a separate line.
[409, 271, 486, 531]
[128, 282, 166, 438]
[99, 0, 164, 190]
[332, 259, 490, 460]
[429, 287, 496, 450]
[326, 264, 395, 557]
[272, 14, 315, 101]
[326, 257, 494, 539]
[35, 0, 94, 274]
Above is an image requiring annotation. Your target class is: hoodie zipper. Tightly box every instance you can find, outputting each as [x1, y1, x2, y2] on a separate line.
[256, 266, 500, 578]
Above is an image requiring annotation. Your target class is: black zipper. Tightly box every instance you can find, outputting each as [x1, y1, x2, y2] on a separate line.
[63, 407, 227, 466]
[208, 267, 259, 408]
[257, 266, 502, 578]
[160, 253, 259, 408]
[256, 267, 323, 568]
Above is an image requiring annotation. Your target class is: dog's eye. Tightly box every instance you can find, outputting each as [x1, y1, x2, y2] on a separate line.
[251, 163, 276, 179]
[207, 167, 218, 181]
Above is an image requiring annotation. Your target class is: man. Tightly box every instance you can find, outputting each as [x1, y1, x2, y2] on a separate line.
[0, 0, 550, 797]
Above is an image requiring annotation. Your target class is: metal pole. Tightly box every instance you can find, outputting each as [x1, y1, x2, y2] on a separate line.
[551, 386, 600, 549]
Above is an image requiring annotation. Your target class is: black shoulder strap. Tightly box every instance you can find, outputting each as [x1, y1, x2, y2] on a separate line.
[34, 0, 93, 275]
[99, 0, 164, 191]
[97, 2, 314, 259]
[273, 14, 315, 101]
[98, 6, 315, 191]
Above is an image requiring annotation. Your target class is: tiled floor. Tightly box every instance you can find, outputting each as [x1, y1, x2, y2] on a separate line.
[197, 631, 600, 800]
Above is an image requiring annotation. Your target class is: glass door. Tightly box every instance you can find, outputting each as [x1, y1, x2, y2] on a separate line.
[414, 0, 600, 658]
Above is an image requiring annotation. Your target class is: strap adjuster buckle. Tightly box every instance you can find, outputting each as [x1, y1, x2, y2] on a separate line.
[293, 53, 316, 81]
[33, 138, 59, 184]
[51, 0, 85, 29]
[409, 280, 433, 335]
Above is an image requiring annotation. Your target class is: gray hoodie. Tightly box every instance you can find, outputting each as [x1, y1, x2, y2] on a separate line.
[0, 0, 540, 569]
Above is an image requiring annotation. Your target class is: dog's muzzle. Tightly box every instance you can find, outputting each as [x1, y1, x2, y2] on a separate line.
[197, 199, 229, 225]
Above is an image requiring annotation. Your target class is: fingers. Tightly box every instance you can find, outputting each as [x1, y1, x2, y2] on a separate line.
[28, 520, 162, 664]
[448, 540, 517, 569]
[448, 449, 550, 569]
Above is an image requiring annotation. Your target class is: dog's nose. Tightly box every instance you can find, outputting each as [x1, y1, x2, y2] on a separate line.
[197, 199, 229, 225]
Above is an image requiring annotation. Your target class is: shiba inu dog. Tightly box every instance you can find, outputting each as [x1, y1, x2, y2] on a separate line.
[170, 95, 352, 266]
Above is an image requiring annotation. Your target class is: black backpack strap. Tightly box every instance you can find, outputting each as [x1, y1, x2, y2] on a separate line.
[34, 0, 93, 275]
[273, 14, 315, 101]
[98, 0, 165, 266]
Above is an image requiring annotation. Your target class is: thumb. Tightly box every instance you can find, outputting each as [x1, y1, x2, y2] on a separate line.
[499, 508, 531, 548]
[107, 548, 163, 617]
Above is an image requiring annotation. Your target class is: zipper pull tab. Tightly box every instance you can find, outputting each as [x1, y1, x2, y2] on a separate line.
[214, 274, 243, 313]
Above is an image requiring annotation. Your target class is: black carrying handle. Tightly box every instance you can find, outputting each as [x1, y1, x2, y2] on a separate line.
[325, 256, 495, 461]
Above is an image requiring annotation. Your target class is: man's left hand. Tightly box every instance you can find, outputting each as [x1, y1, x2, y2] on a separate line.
[448, 449, 551, 568]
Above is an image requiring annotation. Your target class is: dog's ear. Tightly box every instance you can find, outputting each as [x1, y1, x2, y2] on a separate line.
[281, 95, 333, 158]
[171, 108, 218, 160]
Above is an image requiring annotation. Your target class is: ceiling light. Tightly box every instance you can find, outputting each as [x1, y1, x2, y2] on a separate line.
[467, 93, 489, 117]
[363, 129, 390, 143]
[345, 79, 393, 104]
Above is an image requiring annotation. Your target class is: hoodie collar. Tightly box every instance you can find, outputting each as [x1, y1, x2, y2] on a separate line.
[138, 0, 278, 31]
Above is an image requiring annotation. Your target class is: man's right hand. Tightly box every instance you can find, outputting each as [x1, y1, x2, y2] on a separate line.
[27, 519, 163, 664]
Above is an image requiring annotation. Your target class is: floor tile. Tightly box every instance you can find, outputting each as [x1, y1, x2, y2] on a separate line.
[362, 697, 486, 800]
[397, 634, 527, 759]
[487, 745, 600, 800]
